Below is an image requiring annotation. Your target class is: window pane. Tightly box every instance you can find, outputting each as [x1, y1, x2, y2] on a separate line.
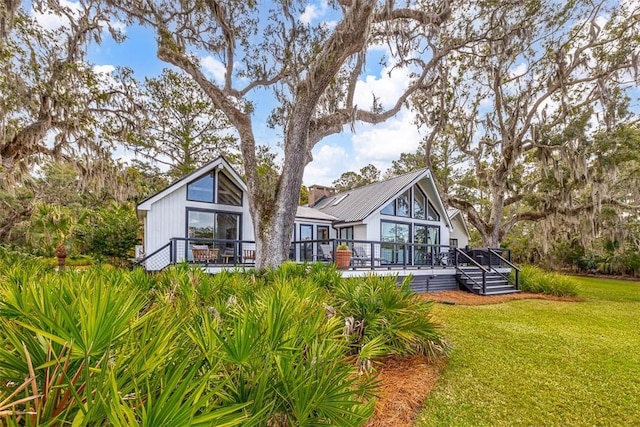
[188, 211, 215, 239]
[218, 173, 242, 206]
[300, 224, 313, 261]
[413, 186, 426, 219]
[381, 201, 395, 215]
[215, 213, 239, 241]
[397, 190, 410, 217]
[427, 201, 440, 221]
[187, 173, 214, 202]
[317, 226, 329, 242]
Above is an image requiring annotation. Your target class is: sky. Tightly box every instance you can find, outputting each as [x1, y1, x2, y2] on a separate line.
[31, 0, 427, 187]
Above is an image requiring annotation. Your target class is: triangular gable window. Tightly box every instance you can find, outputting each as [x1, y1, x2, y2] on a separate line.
[187, 172, 214, 203]
[381, 184, 440, 221]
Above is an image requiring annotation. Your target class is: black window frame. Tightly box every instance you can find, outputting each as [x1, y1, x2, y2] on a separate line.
[186, 172, 215, 203]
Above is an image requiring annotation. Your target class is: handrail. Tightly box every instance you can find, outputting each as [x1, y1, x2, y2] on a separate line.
[132, 241, 172, 270]
[487, 248, 520, 290]
[454, 248, 488, 293]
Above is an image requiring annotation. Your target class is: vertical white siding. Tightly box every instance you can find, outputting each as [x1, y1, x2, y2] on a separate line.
[146, 187, 187, 255]
[449, 216, 469, 247]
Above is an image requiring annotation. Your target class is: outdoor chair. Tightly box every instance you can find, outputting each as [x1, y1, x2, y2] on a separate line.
[243, 249, 256, 263]
[192, 245, 218, 263]
[352, 246, 385, 266]
[317, 244, 333, 262]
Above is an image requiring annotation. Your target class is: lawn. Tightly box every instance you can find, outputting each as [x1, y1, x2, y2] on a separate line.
[416, 276, 640, 426]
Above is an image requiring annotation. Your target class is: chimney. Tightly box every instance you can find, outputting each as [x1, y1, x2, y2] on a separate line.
[308, 185, 335, 207]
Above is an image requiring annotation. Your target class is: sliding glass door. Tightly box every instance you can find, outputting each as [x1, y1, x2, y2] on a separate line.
[381, 221, 410, 264]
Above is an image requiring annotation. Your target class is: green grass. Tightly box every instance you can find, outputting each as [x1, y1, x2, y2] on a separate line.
[416, 276, 640, 426]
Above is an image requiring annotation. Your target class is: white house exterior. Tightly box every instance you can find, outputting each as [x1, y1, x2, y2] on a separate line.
[447, 208, 471, 249]
[137, 157, 470, 269]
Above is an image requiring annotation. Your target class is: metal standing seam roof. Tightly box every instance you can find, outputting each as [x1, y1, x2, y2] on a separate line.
[313, 168, 429, 223]
[295, 206, 338, 221]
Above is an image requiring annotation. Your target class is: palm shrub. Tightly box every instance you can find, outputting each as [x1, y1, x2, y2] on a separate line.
[191, 277, 375, 426]
[330, 275, 449, 370]
[0, 263, 247, 426]
[517, 265, 579, 296]
[0, 259, 376, 426]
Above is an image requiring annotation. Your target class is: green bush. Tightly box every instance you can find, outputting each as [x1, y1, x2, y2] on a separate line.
[0, 259, 380, 425]
[517, 265, 579, 297]
[76, 203, 139, 263]
[330, 275, 449, 370]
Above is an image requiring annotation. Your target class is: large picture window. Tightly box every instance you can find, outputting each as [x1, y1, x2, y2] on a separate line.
[218, 172, 242, 206]
[186, 169, 242, 205]
[187, 173, 214, 202]
[381, 184, 440, 221]
[187, 209, 240, 251]
[381, 221, 410, 264]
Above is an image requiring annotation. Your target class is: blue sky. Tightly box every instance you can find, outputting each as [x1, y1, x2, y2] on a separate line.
[31, 0, 426, 187]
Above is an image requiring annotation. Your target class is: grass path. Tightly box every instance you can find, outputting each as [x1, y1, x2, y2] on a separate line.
[416, 277, 640, 426]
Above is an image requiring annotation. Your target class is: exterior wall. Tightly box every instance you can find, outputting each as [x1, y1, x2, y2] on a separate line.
[143, 173, 253, 256]
[353, 224, 368, 240]
[449, 216, 469, 248]
[145, 186, 187, 256]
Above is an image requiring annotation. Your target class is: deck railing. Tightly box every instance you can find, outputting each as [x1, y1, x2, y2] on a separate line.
[133, 237, 514, 272]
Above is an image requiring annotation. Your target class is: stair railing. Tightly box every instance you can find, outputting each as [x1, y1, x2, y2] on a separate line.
[454, 248, 489, 294]
[132, 241, 173, 271]
[487, 248, 520, 290]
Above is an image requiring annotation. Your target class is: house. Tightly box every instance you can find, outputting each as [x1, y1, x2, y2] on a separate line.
[136, 157, 518, 294]
[137, 156, 468, 263]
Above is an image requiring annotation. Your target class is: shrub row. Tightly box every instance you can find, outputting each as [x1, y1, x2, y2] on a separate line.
[0, 252, 447, 426]
[517, 265, 579, 297]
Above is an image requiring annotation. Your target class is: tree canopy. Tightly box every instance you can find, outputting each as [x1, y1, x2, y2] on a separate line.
[412, 0, 640, 247]
[105, 0, 469, 268]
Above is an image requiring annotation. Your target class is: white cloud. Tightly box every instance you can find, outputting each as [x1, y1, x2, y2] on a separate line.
[31, 1, 127, 37]
[509, 62, 528, 78]
[31, 0, 80, 30]
[300, 1, 328, 25]
[93, 64, 115, 74]
[353, 65, 411, 111]
[351, 109, 422, 170]
[201, 56, 227, 84]
[304, 143, 349, 186]
[305, 109, 422, 186]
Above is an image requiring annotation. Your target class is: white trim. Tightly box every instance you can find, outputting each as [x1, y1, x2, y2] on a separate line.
[137, 157, 246, 211]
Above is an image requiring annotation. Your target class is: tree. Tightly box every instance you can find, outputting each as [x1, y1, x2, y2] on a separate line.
[77, 202, 140, 263]
[0, 0, 138, 182]
[128, 68, 240, 181]
[0, 0, 20, 41]
[414, 0, 640, 247]
[333, 164, 381, 192]
[107, 0, 472, 268]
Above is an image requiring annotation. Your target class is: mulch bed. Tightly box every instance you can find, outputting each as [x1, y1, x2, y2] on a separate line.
[364, 290, 581, 426]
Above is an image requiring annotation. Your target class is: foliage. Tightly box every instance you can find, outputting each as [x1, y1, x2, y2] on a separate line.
[417, 276, 640, 426]
[329, 275, 449, 371]
[412, 1, 640, 247]
[76, 202, 139, 262]
[20, 202, 77, 256]
[0, 1, 138, 180]
[333, 164, 381, 193]
[2, 259, 457, 425]
[126, 68, 240, 181]
[517, 265, 579, 297]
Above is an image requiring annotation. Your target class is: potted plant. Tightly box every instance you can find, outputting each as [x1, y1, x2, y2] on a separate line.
[335, 243, 352, 269]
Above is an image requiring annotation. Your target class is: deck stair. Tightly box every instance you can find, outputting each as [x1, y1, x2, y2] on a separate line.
[455, 267, 520, 295]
